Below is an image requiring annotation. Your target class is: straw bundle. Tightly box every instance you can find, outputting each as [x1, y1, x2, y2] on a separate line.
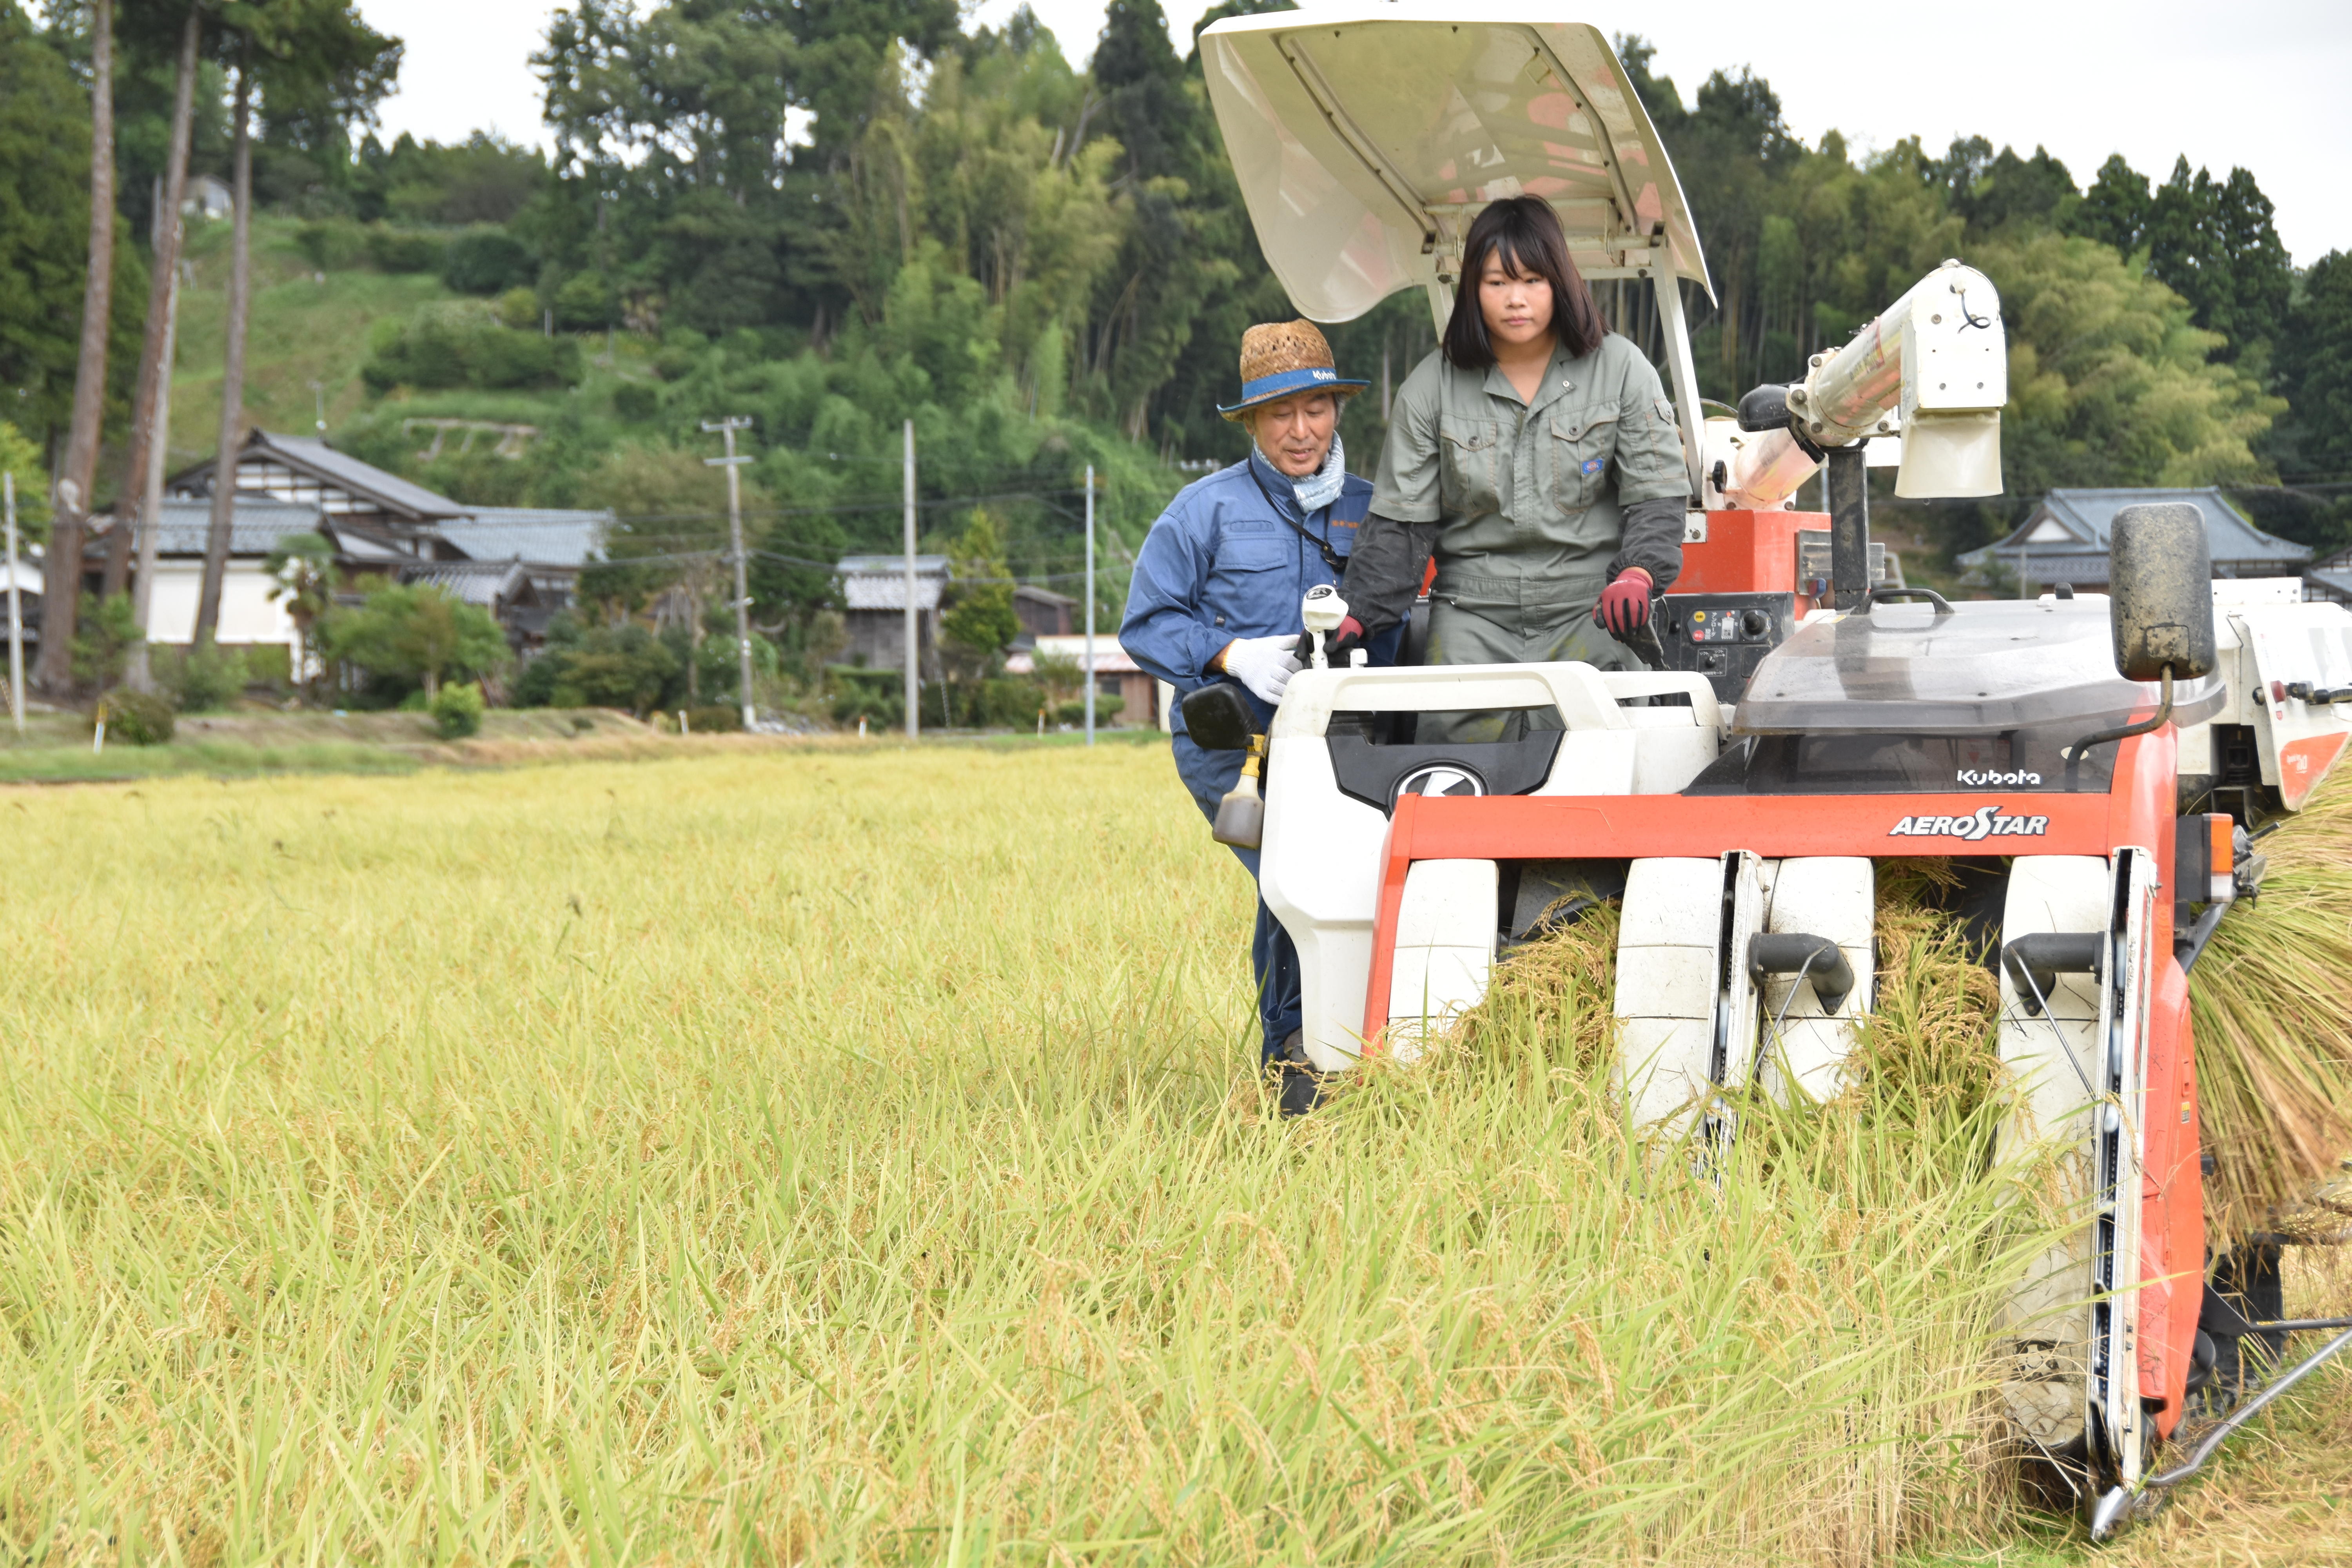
[2189, 782, 2352, 1242]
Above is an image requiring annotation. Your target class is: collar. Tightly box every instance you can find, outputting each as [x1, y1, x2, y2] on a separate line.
[1480, 339, 1585, 416]
[1245, 447, 1307, 522]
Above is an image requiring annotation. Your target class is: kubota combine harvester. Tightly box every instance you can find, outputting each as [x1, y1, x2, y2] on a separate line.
[1188, 5, 2352, 1535]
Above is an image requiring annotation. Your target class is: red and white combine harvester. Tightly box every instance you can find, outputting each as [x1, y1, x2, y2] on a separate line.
[1189, 5, 2352, 1534]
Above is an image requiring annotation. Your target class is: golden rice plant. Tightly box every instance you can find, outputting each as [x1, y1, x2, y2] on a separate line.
[2190, 781, 2352, 1242]
[0, 749, 2087, 1565]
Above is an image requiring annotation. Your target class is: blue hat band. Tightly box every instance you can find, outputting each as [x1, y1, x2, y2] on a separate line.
[1240, 367, 1350, 403]
[1218, 365, 1370, 417]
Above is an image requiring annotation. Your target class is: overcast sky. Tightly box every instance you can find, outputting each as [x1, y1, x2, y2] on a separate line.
[363, 0, 2350, 265]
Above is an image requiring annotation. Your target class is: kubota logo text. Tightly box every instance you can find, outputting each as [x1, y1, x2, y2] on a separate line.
[1956, 768, 2041, 786]
[1888, 805, 2049, 840]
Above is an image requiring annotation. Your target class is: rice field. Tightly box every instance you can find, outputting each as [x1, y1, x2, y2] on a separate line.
[0, 744, 2344, 1565]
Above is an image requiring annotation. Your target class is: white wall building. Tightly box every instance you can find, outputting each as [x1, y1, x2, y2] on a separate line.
[138, 496, 324, 664]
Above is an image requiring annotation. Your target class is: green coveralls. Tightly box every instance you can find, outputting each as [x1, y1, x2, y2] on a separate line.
[1371, 335, 1690, 671]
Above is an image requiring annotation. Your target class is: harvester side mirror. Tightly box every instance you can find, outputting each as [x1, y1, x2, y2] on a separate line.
[2108, 503, 2216, 682]
[1181, 682, 1258, 751]
[1736, 382, 1797, 433]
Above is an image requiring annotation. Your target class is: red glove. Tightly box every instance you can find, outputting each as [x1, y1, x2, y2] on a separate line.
[1295, 615, 1367, 664]
[1593, 569, 1655, 635]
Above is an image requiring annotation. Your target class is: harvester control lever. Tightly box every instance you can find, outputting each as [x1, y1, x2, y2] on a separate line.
[1744, 933, 1855, 1015]
[2001, 933, 2104, 1015]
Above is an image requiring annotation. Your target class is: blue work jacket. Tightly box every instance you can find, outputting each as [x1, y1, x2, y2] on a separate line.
[1122, 448, 1399, 735]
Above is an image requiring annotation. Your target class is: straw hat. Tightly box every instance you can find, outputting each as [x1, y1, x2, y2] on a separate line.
[1216, 319, 1369, 421]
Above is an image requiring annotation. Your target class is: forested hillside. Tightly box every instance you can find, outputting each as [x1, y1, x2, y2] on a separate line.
[6, 0, 2350, 633]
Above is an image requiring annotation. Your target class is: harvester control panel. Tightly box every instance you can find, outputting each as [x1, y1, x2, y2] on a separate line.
[1657, 591, 1796, 703]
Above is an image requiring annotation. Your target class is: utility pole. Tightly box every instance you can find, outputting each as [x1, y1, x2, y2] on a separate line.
[702, 416, 757, 730]
[5, 472, 23, 734]
[903, 419, 918, 739]
[1083, 463, 1096, 746]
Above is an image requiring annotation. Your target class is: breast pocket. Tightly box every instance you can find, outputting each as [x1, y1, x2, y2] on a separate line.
[1439, 422, 1503, 517]
[1204, 535, 1293, 630]
[1549, 409, 1619, 509]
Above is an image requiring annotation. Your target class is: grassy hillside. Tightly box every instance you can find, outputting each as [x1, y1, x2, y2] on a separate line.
[162, 215, 664, 488]
[165, 217, 451, 467]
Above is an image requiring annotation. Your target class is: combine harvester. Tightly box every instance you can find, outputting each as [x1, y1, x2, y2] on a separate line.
[1191, 5, 2352, 1537]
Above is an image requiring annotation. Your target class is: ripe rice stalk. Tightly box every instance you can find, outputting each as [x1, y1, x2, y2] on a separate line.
[0, 753, 2074, 1564]
[1429, 867, 2056, 1559]
[2189, 781, 2352, 1243]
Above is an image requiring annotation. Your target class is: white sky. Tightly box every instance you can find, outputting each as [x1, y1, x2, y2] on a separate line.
[365, 0, 2350, 264]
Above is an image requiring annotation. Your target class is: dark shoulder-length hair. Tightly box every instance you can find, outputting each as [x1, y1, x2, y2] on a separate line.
[1440, 196, 1609, 368]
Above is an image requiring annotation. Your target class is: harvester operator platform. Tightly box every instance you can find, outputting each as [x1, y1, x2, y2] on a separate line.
[1120, 320, 1403, 1114]
[1334, 196, 1689, 688]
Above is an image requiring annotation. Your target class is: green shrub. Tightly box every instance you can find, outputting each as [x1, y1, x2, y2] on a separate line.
[441, 225, 533, 294]
[366, 225, 444, 273]
[97, 688, 174, 745]
[829, 666, 904, 728]
[161, 642, 250, 713]
[472, 328, 579, 390]
[295, 218, 368, 271]
[681, 703, 742, 733]
[553, 270, 616, 329]
[243, 643, 292, 688]
[361, 303, 582, 392]
[973, 676, 1047, 729]
[494, 286, 540, 329]
[692, 629, 780, 700]
[69, 592, 141, 688]
[511, 622, 681, 717]
[431, 681, 486, 739]
[611, 381, 659, 422]
[1055, 693, 1123, 726]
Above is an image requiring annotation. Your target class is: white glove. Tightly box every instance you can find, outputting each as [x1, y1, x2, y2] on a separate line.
[1220, 634, 1301, 705]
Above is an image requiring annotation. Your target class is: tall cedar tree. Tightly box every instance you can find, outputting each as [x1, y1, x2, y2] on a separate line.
[38, 0, 115, 693]
[194, 0, 397, 645]
[107, 1, 202, 612]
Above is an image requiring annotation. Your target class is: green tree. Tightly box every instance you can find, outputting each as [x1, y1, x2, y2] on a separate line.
[320, 583, 508, 699]
[2074, 153, 2149, 255]
[1929, 139, 2078, 236]
[510, 616, 682, 715]
[0, 421, 53, 544]
[940, 508, 1020, 670]
[69, 590, 141, 688]
[1982, 231, 2283, 495]
[2278, 251, 2352, 483]
[575, 443, 760, 613]
[1084, 0, 1241, 441]
[264, 529, 335, 697]
[195, 0, 398, 646]
[2140, 157, 2292, 361]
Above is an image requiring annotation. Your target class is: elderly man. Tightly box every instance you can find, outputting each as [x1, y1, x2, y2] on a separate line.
[1123, 320, 1401, 1114]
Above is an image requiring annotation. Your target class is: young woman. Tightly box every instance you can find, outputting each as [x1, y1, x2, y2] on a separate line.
[1331, 196, 1689, 671]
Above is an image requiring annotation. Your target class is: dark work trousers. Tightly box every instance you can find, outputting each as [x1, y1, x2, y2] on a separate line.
[1171, 731, 1301, 1065]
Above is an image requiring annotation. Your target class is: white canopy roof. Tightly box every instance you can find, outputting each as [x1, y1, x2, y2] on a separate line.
[1198, 5, 1711, 327]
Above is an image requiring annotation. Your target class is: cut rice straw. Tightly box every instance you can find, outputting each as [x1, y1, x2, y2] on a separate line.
[2189, 778, 2352, 1243]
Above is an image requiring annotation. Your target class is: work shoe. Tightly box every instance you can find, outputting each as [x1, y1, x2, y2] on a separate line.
[1270, 1030, 1325, 1118]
